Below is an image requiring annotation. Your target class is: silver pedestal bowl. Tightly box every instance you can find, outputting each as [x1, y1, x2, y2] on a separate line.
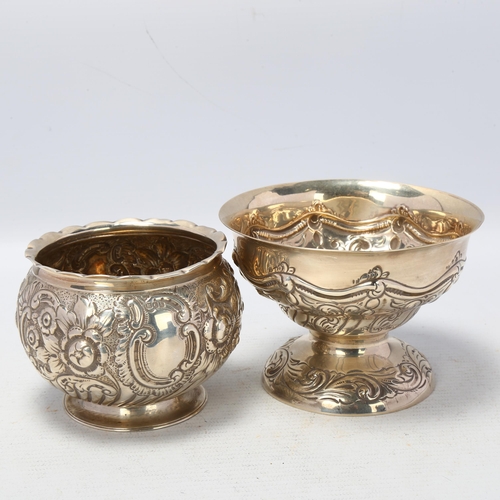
[220, 180, 483, 415]
[16, 219, 243, 431]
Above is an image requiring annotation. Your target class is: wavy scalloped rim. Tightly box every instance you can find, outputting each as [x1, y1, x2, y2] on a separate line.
[26, 218, 227, 282]
[219, 179, 485, 254]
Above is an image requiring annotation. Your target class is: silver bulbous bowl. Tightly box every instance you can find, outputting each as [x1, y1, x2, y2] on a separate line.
[16, 219, 243, 431]
[220, 180, 483, 416]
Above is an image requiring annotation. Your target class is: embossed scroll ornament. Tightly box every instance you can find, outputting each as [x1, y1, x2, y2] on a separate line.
[238, 247, 465, 342]
[16, 219, 243, 431]
[231, 201, 470, 251]
[263, 337, 432, 413]
[220, 179, 484, 415]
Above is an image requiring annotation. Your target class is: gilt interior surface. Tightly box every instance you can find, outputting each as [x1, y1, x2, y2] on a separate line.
[232, 200, 470, 251]
[36, 230, 215, 276]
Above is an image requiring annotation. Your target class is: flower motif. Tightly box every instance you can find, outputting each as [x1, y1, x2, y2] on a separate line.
[203, 304, 240, 356]
[35, 306, 57, 335]
[24, 324, 42, 350]
[54, 297, 114, 378]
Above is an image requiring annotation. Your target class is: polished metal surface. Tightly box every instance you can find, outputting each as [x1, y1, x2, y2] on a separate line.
[220, 180, 483, 415]
[17, 219, 243, 431]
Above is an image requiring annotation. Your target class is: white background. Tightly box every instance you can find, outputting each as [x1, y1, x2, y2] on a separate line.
[1, 1, 499, 498]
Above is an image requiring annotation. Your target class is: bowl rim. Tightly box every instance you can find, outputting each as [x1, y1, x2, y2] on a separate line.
[219, 179, 485, 254]
[26, 218, 227, 282]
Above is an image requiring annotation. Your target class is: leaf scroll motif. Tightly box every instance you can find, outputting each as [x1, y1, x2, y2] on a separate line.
[202, 260, 243, 358]
[234, 202, 470, 250]
[264, 338, 432, 407]
[113, 293, 201, 402]
[56, 375, 118, 405]
[238, 246, 465, 337]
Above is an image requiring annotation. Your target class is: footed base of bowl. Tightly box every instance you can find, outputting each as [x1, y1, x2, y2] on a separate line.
[263, 334, 434, 415]
[64, 386, 207, 431]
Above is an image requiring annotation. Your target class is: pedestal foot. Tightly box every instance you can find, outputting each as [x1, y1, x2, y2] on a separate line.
[263, 335, 434, 415]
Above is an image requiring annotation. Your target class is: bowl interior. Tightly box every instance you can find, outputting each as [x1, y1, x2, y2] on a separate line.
[36, 227, 217, 276]
[222, 180, 484, 252]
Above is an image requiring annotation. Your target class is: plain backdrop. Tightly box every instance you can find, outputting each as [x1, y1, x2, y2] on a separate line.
[1, 1, 499, 499]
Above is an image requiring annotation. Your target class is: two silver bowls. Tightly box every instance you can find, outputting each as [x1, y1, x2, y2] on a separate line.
[16, 180, 484, 430]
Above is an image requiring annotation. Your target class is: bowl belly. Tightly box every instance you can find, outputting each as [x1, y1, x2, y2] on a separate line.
[234, 235, 468, 342]
[17, 258, 242, 419]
